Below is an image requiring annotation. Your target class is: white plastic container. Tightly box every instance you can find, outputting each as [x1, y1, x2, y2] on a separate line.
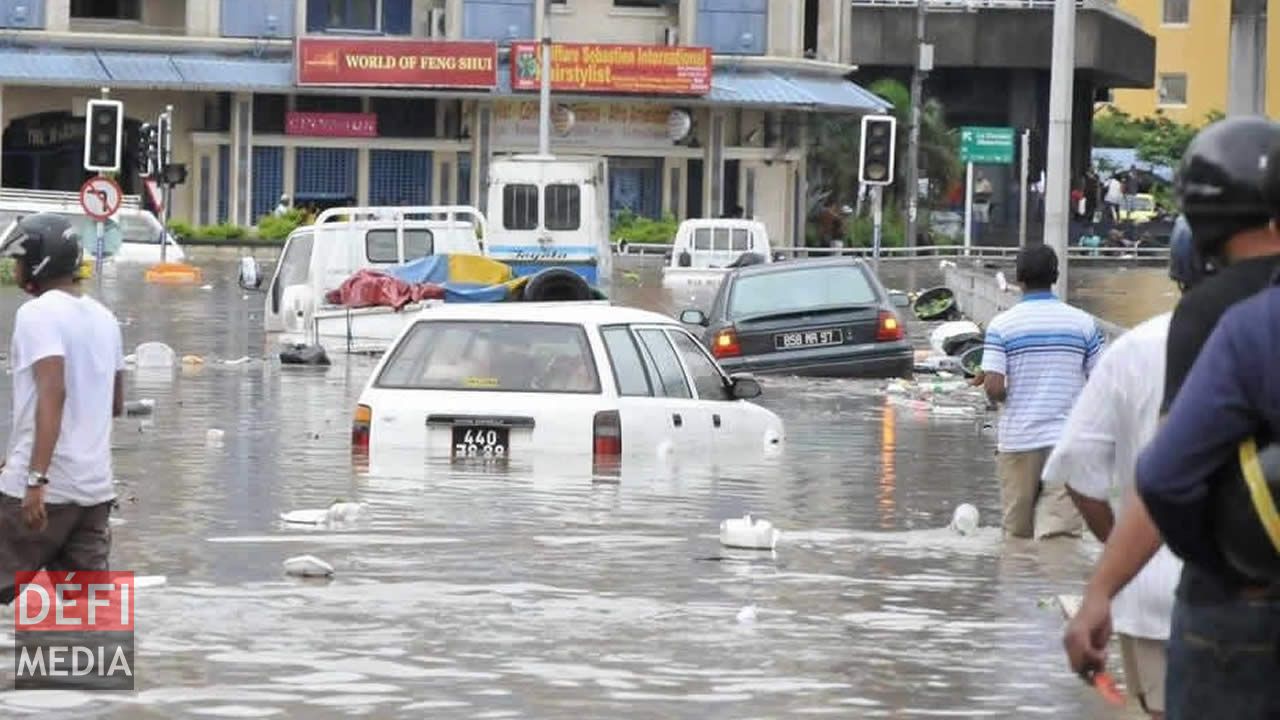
[719, 514, 781, 550]
[134, 342, 176, 369]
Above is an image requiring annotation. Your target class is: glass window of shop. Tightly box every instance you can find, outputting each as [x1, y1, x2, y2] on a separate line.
[608, 157, 662, 220]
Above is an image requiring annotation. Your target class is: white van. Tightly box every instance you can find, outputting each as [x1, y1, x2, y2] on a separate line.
[662, 218, 772, 288]
[256, 205, 488, 350]
[0, 188, 184, 264]
[485, 154, 612, 292]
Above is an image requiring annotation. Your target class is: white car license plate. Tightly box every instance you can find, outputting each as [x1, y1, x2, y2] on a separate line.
[452, 426, 510, 460]
[774, 328, 844, 351]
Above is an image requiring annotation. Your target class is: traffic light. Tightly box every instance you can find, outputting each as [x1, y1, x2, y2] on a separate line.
[83, 99, 124, 173]
[136, 123, 157, 177]
[858, 114, 897, 186]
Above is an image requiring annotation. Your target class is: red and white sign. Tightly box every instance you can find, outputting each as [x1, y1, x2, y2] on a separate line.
[79, 176, 123, 221]
[16, 571, 135, 632]
[296, 37, 497, 88]
[143, 177, 163, 215]
[285, 111, 378, 138]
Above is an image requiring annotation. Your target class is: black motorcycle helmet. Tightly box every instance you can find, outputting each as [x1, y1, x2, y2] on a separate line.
[1167, 214, 1212, 291]
[0, 213, 83, 289]
[1176, 116, 1280, 261]
[1210, 437, 1280, 583]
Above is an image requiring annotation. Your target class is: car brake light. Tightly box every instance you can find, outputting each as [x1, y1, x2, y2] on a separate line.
[593, 410, 622, 474]
[712, 328, 742, 358]
[877, 311, 904, 342]
[352, 404, 372, 450]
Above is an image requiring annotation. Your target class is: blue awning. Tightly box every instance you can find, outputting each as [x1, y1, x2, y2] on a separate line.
[0, 47, 293, 92]
[494, 65, 887, 113]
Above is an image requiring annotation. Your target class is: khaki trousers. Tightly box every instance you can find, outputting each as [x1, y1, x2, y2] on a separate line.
[997, 448, 1083, 539]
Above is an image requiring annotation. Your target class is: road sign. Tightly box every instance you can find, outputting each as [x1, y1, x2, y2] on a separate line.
[79, 176, 123, 221]
[960, 126, 1016, 165]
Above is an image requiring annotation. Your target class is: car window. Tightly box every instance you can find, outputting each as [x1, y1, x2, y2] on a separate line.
[600, 326, 653, 397]
[272, 233, 314, 314]
[366, 229, 434, 263]
[693, 228, 711, 251]
[635, 329, 691, 399]
[728, 264, 878, 320]
[544, 184, 581, 231]
[377, 321, 600, 393]
[502, 184, 538, 230]
[667, 330, 729, 401]
[730, 229, 749, 252]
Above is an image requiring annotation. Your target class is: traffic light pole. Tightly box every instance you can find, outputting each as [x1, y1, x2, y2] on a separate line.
[904, 0, 927, 253]
[158, 106, 173, 264]
[871, 185, 883, 268]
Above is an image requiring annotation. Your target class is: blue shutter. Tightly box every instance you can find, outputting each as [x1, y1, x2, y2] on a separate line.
[223, 0, 295, 38]
[696, 0, 766, 55]
[305, 0, 329, 32]
[251, 147, 285, 223]
[463, 0, 533, 43]
[295, 148, 357, 200]
[381, 0, 411, 35]
[458, 153, 472, 205]
[217, 145, 230, 224]
[369, 150, 432, 206]
[0, 0, 46, 29]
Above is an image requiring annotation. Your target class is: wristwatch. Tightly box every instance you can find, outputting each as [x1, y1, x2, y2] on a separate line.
[26, 471, 48, 488]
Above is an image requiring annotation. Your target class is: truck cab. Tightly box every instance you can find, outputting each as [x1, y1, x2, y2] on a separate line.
[662, 218, 773, 288]
[485, 154, 611, 292]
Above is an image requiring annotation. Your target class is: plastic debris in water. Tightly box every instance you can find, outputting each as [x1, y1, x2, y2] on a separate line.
[134, 342, 176, 369]
[206, 429, 225, 445]
[950, 503, 980, 535]
[281, 501, 366, 526]
[135, 575, 167, 589]
[124, 399, 155, 417]
[181, 355, 205, 366]
[720, 514, 781, 550]
[736, 605, 757, 624]
[224, 356, 252, 366]
[996, 271, 1010, 293]
[283, 555, 334, 578]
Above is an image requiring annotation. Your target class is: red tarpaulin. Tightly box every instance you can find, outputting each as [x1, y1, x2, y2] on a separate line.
[324, 270, 446, 311]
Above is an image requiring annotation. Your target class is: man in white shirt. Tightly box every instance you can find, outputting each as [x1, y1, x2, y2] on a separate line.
[1105, 175, 1124, 224]
[0, 214, 125, 605]
[1045, 217, 1206, 718]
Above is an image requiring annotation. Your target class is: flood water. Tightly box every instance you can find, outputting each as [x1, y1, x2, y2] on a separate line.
[0, 252, 1170, 718]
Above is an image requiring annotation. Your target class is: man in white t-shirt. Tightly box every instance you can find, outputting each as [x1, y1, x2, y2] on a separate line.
[1045, 217, 1206, 718]
[0, 214, 125, 605]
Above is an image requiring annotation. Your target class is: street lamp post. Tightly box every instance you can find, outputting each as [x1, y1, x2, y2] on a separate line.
[1044, 0, 1076, 298]
[904, 0, 928, 255]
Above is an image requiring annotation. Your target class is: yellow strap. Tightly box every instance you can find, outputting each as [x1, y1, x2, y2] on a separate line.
[1238, 438, 1280, 555]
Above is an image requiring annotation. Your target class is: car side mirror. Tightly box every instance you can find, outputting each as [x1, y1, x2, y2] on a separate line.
[729, 374, 762, 400]
[680, 309, 708, 326]
[238, 256, 264, 291]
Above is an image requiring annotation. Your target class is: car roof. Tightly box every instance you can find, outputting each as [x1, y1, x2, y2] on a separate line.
[408, 302, 679, 327]
[729, 256, 869, 278]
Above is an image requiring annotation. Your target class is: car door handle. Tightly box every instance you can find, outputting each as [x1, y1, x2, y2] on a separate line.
[672, 413, 683, 428]
[713, 414, 722, 428]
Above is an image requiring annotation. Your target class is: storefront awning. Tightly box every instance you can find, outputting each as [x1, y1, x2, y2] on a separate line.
[495, 65, 888, 113]
[0, 47, 293, 92]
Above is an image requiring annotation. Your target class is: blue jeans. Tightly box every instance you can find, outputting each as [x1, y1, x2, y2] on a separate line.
[1166, 595, 1280, 718]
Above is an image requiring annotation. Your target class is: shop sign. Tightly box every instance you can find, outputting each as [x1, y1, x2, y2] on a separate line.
[6, 112, 83, 150]
[296, 38, 497, 88]
[492, 101, 675, 150]
[509, 42, 711, 95]
[285, 112, 378, 138]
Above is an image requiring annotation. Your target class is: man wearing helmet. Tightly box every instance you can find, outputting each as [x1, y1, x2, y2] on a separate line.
[0, 213, 125, 605]
[1048, 216, 1207, 718]
[1064, 118, 1280, 713]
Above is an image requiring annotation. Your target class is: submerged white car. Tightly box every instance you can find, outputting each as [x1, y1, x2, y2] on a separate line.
[352, 303, 784, 472]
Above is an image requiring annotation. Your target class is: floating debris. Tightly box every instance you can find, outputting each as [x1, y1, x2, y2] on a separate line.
[720, 514, 780, 550]
[283, 555, 334, 578]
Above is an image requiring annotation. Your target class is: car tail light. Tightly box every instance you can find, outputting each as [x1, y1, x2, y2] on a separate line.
[593, 410, 622, 474]
[712, 328, 742, 358]
[876, 311, 904, 342]
[352, 404, 372, 450]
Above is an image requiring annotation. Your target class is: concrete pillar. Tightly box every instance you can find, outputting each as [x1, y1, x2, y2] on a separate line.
[0, 85, 5, 187]
[357, 147, 371, 205]
[45, 0, 69, 32]
[446, 0, 463, 38]
[704, 110, 725, 218]
[472, 104, 492, 214]
[282, 146, 296, 206]
[679, 0, 698, 46]
[1228, 0, 1267, 116]
[230, 93, 253, 226]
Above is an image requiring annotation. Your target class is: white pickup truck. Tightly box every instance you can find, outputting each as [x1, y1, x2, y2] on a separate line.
[661, 218, 774, 289]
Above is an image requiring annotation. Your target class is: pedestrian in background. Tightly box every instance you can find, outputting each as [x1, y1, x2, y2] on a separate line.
[970, 244, 1102, 538]
[0, 214, 125, 605]
[1063, 116, 1280, 718]
[1105, 174, 1124, 224]
[1046, 217, 1205, 719]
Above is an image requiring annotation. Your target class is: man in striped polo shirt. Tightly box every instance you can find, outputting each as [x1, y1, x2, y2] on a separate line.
[975, 244, 1103, 539]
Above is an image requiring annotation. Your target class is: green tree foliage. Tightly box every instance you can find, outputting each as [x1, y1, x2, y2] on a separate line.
[866, 78, 962, 207]
[1092, 107, 1224, 169]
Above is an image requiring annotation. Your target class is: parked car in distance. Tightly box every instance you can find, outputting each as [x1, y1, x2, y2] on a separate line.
[353, 303, 784, 474]
[1122, 193, 1158, 224]
[680, 257, 912, 379]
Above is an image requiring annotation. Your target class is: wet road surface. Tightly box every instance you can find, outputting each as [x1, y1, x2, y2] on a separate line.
[0, 253, 1164, 718]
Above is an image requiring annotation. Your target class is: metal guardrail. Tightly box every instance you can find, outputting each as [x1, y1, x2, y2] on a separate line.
[613, 242, 1170, 262]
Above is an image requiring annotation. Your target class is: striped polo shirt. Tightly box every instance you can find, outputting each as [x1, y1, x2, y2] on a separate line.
[981, 291, 1105, 452]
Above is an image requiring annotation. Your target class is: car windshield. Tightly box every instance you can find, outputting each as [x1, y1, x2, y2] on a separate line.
[728, 265, 878, 319]
[1131, 196, 1154, 211]
[376, 321, 601, 394]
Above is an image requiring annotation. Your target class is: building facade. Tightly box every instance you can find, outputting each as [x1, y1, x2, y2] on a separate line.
[0, 0, 885, 247]
[1110, 0, 1280, 121]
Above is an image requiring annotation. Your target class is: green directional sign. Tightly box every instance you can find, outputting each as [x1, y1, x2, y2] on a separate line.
[960, 126, 1015, 165]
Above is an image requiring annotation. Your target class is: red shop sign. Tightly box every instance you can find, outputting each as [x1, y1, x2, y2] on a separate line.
[285, 112, 378, 138]
[296, 37, 498, 88]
